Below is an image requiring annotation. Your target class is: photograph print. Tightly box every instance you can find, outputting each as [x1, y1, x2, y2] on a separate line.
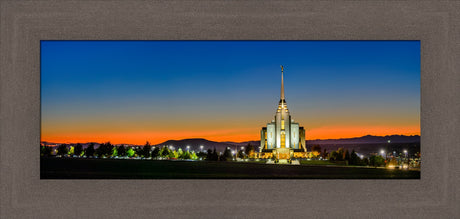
[40, 40, 421, 179]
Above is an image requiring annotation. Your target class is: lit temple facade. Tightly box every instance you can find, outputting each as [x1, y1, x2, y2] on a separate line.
[258, 66, 307, 163]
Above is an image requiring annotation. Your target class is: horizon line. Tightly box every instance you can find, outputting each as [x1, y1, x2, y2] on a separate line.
[40, 133, 421, 145]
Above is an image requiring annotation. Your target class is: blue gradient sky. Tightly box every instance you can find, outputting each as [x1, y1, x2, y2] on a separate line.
[41, 41, 420, 144]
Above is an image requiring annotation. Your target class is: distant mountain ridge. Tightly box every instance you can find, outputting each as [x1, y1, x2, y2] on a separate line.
[154, 135, 420, 152]
[221, 141, 260, 147]
[307, 135, 420, 145]
[42, 135, 420, 152]
[155, 138, 237, 152]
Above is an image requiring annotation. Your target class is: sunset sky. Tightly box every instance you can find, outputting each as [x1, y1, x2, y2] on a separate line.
[41, 41, 420, 145]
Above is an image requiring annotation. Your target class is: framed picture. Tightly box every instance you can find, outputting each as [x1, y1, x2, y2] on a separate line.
[1, 1, 458, 218]
[40, 40, 421, 180]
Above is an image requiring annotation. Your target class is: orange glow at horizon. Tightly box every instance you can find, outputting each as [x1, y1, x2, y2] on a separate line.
[41, 125, 420, 145]
[41, 127, 258, 145]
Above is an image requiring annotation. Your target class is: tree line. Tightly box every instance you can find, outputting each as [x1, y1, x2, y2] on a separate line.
[310, 145, 385, 167]
[41, 142, 256, 162]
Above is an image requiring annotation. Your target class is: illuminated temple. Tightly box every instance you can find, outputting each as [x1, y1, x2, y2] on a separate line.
[258, 66, 307, 163]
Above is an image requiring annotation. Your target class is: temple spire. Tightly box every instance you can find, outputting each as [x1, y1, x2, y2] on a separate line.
[280, 65, 285, 100]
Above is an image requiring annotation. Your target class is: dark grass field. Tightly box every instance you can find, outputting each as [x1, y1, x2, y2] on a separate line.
[40, 157, 420, 179]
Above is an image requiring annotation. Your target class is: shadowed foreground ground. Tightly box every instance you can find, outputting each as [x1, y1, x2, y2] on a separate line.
[41, 157, 420, 179]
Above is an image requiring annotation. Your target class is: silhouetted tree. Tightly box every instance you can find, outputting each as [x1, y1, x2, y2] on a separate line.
[40, 144, 52, 157]
[329, 151, 338, 161]
[206, 149, 213, 160]
[106, 142, 114, 157]
[322, 149, 328, 159]
[245, 144, 255, 158]
[57, 144, 68, 156]
[96, 143, 106, 157]
[212, 148, 219, 161]
[350, 149, 359, 165]
[74, 143, 83, 156]
[134, 147, 142, 157]
[362, 157, 370, 166]
[220, 147, 232, 161]
[237, 150, 245, 159]
[95, 142, 114, 158]
[142, 141, 152, 158]
[151, 147, 160, 159]
[311, 145, 321, 154]
[336, 148, 345, 161]
[85, 143, 95, 157]
[206, 148, 219, 161]
[369, 155, 385, 167]
[197, 151, 207, 160]
[344, 149, 350, 163]
[117, 145, 126, 157]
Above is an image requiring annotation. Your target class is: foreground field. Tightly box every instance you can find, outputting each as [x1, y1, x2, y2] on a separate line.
[41, 157, 420, 179]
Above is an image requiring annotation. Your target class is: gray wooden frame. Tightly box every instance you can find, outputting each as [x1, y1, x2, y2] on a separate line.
[1, 1, 459, 218]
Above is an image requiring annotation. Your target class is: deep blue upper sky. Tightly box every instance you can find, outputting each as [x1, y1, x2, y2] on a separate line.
[41, 41, 420, 143]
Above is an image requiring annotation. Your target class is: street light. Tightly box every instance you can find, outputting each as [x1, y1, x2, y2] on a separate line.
[200, 145, 204, 151]
[186, 145, 190, 151]
[387, 139, 390, 159]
